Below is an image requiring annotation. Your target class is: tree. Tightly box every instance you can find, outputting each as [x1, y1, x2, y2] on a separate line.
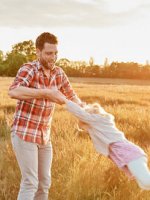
[0, 50, 5, 76]
[141, 65, 150, 79]
[4, 52, 27, 76]
[103, 57, 109, 67]
[12, 40, 36, 61]
[89, 57, 94, 67]
[56, 58, 71, 71]
[0, 50, 4, 63]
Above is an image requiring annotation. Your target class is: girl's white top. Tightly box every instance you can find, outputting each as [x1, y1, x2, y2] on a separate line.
[65, 100, 126, 156]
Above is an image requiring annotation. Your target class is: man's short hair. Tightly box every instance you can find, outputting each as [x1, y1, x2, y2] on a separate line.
[36, 32, 58, 50]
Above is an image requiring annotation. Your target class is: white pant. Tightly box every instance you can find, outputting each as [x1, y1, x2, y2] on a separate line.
[127, 156, 150, 190]
[11, 133, 53, 200]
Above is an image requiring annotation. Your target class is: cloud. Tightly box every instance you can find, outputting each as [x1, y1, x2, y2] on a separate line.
[0, 0, 150, 28]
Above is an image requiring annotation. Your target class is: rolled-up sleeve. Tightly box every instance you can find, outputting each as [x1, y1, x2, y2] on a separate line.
[58, 69, 78, 100]
[9, 64, 34, 90]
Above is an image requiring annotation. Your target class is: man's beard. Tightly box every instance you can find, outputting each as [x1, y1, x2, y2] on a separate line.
[40, 58, 55, 70]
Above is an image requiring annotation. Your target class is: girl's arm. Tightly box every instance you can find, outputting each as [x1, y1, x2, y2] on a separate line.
[65, 99, 97, 124]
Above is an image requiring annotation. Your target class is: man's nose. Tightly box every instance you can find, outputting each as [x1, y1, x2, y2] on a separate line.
[50, 54, 56, 60]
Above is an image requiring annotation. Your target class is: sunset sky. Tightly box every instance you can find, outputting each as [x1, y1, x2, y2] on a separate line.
[0, 0, 150, 64]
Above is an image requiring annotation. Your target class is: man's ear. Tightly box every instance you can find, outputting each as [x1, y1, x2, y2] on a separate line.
[36, 48, 41, 58]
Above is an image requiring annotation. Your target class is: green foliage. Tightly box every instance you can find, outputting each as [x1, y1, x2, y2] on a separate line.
[12, 40, 36, 61]
[0, 40, 36, 76]
[0, 40, 150, 79]
[0, 50, 4, 63]
[4, 52, 27, 76]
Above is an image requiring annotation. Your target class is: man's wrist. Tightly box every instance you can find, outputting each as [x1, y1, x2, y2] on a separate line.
[39, 89, 47, 98]
[72, 97, 81, 104]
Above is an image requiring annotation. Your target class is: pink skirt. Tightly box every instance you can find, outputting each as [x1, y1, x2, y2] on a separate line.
[109, 140, 146, 178]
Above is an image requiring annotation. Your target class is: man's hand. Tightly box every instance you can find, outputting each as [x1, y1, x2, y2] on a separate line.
[78, 101, 86, 108]
[45, 89, 66, 105]
[71, 97, 86, 107]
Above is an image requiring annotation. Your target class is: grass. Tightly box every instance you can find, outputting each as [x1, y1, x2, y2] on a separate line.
[0, 77, 150, 200]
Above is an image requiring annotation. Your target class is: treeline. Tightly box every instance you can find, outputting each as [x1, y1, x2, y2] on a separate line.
[0, 40, 150, 79]
[57, 59, 150, 79]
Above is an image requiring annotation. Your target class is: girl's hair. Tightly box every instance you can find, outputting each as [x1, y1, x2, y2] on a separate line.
[77, 103, 102, 132]
[77, 103, 113, 133]
[84, 103, 105, 114]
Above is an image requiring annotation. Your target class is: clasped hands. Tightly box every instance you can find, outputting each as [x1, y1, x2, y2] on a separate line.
[46, 88, 85, 107]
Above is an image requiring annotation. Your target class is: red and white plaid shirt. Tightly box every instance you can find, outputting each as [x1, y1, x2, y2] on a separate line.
[9, 60, 77, 144]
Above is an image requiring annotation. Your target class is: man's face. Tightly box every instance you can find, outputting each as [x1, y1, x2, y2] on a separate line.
[37, 42, 58, 70]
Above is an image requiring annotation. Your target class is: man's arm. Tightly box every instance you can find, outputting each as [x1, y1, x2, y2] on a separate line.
[58, 68, 80, 100]
[8, 86, 65, 104]
[8, 64, 65, 104]
[8, 86, 44, 100]
[71, 96, 81, 104]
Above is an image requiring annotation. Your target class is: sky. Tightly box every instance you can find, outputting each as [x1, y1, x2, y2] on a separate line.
[0, 0, 150, 65]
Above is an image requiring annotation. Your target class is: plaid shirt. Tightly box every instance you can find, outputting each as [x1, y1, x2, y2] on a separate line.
[9, 60, 77, 144]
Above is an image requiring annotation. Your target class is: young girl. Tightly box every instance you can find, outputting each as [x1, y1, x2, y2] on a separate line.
[64, 99, 150, 190]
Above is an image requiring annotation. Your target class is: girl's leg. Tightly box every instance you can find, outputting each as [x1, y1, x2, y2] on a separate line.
[127, 156, 150, 190]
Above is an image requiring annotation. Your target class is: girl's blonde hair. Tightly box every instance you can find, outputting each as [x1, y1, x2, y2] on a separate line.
[77, 103, 103, 132]
[77, 103, 113, 133]
[84, 103, 106, 115]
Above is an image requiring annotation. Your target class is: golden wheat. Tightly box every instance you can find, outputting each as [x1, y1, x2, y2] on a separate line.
[0, 77, 150, 200]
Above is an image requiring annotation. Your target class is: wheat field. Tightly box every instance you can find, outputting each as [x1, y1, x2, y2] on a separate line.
[0, 77, 150, 200]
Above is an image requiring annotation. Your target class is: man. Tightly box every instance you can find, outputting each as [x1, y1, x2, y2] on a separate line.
[8, 32, 81, 200]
